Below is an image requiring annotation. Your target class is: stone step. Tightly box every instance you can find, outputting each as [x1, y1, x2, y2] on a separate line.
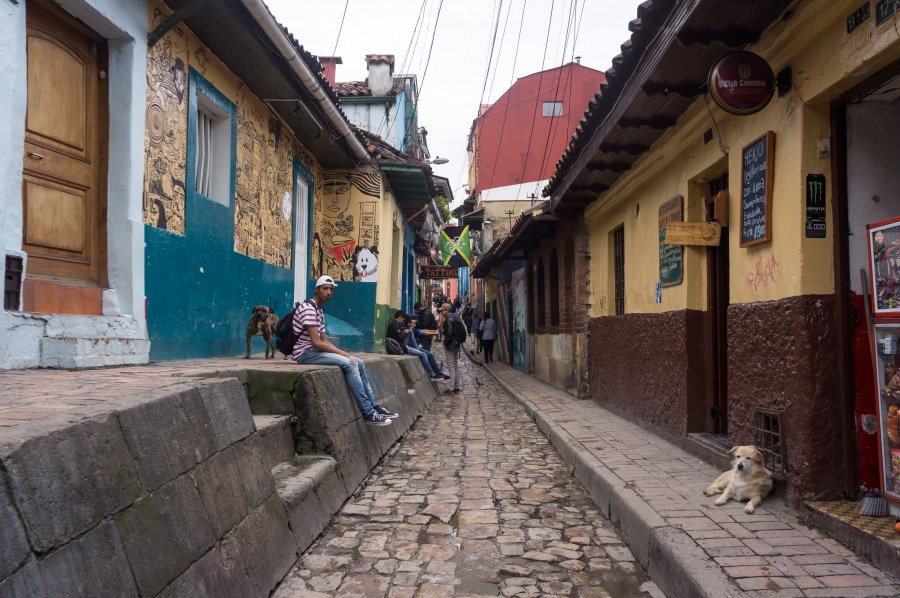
[41, 336, 150, 368]
[253, 415, 294, 469]
[272, 455, 348, 552]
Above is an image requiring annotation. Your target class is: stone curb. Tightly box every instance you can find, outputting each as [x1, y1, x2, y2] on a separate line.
[471, 353, 741, 598]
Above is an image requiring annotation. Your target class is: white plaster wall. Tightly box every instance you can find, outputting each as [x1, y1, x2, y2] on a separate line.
[0, 2, 27, 301]
[0, 0, 148, 369]
[343, 101, 400, 148]
[847, 100, 900, 293]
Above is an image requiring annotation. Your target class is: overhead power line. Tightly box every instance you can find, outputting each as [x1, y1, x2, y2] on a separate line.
[329, 0, 349, 61]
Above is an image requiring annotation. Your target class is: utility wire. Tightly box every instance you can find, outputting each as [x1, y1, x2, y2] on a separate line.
[372, 0, 429, 142]
[476, 0, 506, 114]
[483, 0, 528, 192]
[401, 0, 446, 149]
[510, 0, 556, 216]
[533, 0, 578, 199]
[329, 0, 349, 62]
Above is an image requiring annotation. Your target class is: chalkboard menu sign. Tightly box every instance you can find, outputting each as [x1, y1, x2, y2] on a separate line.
[658, 195, 684, 287]
[741, 131, 774, 247]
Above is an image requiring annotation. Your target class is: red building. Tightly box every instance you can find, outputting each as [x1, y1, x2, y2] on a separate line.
[472, 63, 606, 200]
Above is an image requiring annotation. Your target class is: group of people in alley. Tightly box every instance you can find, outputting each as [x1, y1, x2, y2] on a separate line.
[290, 275, 496, 426]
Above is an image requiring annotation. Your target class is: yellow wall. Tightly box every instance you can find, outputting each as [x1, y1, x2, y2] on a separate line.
[586, 0, 900, 316]
[144, 0, 326, 270]
[311, 168, 382, 283]
[376, 187, 403, 307]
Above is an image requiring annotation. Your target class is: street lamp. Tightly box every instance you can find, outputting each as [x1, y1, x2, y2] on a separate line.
[427, 156, 449, 165]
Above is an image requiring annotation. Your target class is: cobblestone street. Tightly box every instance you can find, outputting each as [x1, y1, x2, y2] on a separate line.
[275, 350, 661, 598]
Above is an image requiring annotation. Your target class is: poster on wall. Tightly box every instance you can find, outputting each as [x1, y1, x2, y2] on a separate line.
[512, 267, 528, 371]
[658, 195, 684, 287]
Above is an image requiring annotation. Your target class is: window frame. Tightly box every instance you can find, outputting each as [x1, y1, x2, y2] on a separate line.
[187, 68, 237, 212]
[613, 226, 625, 316]
[542, 101, 563, 117]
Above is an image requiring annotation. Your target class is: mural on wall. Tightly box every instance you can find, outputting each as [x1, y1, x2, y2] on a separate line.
[143, 7, 189, 233]
[143, 1, 325, 271]
[233, 91, 299, 268]
[512, 267, 528, 370]
[746, 254, 782, 292]
[312, 170, 382, 282]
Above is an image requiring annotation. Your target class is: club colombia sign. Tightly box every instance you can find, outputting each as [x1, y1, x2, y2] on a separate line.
[708, 51, 775, 116]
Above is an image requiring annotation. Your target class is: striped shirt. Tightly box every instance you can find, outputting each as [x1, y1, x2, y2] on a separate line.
[292, 300, 325, 361]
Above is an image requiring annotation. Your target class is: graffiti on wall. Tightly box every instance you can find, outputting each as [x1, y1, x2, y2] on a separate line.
[746, 254, 781, 292]
[312, 170, 382, 282]
[512, 267, 528, 370]
[143, 8, 189, 233]
[143, 1, 324, 271]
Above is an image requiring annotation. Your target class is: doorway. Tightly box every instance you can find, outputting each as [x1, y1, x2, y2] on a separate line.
[706, 173, 730, 436]
[293, 175, 309, 304]
[22, 1, 108, 312]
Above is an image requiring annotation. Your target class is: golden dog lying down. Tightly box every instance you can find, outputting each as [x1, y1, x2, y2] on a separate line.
[703, 445, 774, 514]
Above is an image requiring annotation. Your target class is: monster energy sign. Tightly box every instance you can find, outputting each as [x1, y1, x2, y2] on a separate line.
[439, 225, 472, 268]
[806, 173, 826, 238]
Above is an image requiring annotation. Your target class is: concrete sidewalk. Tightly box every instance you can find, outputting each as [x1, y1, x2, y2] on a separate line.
[468, 351, 899, 598]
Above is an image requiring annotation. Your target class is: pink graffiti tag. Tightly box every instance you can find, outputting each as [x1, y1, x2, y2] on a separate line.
[746, 254, 780, 292]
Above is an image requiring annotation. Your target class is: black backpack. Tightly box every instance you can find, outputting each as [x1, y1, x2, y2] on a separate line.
[385, 337, 406, 355]
[276, 300, 314, 356]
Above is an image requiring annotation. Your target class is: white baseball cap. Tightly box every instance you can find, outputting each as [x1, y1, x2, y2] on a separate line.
[315, 275, 338, 288]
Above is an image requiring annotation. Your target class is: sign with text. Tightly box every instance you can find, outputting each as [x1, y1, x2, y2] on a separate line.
[708, 52, 775, 116]
[848, 2, 871, 32]
[419, 264, 458, 279]
[658, 195, 684, 287]
[741, 131, 775, 247]
[664, 221, 723, 246]
[876, 0, 895, 25]
[806, 173, 827, 238]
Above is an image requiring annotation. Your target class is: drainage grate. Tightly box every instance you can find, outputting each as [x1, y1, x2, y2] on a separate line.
[4, 255, 22, 311]
[755, 409, 786, 478]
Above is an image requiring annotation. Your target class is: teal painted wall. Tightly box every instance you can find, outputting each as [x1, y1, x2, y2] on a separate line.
[146, 70, 305, 360]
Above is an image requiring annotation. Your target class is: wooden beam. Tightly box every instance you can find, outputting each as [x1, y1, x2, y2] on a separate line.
[677, 26, 760, 48]
[598, 142, 649, 154]
[618, 116, 677, 130]
[641, 80, 703, 98]
[586, 160, 632, 172]
[570, 183, 609, 194]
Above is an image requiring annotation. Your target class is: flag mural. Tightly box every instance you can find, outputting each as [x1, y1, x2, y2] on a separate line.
[439, 226, 472, 267]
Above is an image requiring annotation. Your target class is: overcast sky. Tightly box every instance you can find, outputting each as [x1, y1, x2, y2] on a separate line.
[266, 0, 644, 205]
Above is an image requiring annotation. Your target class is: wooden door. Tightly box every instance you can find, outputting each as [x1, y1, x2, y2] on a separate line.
[706, 174, 730, 435]
[22, 2, 107, 286]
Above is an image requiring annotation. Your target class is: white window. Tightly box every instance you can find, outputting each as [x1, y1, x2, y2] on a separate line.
[542, 101, 563, 117]
[194, 93, 231, 205]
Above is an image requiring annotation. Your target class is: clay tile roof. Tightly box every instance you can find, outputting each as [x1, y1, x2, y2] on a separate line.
[334, 77, 406, 98]
[364, 54, 395, 65]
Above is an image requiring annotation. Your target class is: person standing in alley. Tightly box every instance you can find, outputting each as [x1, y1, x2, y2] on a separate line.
[480, 310, 496, 363]
[415, 302, 438, 351]
[439, 302, 464, 395]
[293, 276, 397, 426]
[470, 310, 481, 354]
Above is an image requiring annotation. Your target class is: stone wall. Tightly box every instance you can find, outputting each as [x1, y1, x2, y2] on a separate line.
[0, 355, 434, 596]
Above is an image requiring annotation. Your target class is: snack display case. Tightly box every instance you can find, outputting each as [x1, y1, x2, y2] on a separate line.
[867, 216, 900, 511]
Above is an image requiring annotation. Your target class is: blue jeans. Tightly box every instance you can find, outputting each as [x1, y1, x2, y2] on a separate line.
[403, 333, 444, 377]
[297, 349, 379, 417]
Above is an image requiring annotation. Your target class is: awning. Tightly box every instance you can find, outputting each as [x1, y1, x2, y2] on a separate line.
[460, 207, 484, 231]
[380, 162, 436, 226]
[545, 0, 788, 215]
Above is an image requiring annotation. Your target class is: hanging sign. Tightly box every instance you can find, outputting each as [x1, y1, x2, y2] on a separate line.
[420, 264, 458, 279]
[664, 221, 723, 246]
[658, 195, 684, 287]
[708, 52, 775, 116]
[806, 173, 826, 238]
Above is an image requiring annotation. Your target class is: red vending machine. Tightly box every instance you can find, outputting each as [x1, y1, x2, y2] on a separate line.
[866, 216, 900, 516]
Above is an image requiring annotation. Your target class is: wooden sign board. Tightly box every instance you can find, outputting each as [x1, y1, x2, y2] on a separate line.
[665, 221, 723, 246]
[658, 195, 684, 287]
[740, 131, 774, 247]
[419, 264, 458, 279]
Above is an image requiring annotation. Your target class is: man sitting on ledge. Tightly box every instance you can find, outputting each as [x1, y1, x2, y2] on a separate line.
[387, 311, 449, 382]
[293, 275, 398, 426]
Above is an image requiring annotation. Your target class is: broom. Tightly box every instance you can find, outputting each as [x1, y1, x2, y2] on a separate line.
[858, 270, 891, 518]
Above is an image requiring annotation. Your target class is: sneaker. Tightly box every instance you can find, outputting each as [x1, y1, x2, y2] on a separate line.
[440, 373, 451, 381]
[442, 387, 457, 395]
[452, 388, 461, 394]
[363, 412, 392, 426]
[374, 404, 399, 419]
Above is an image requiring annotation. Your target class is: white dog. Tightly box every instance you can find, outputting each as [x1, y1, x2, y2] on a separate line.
[353, 247, 379, 282]
[703, 445, 774, 514]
